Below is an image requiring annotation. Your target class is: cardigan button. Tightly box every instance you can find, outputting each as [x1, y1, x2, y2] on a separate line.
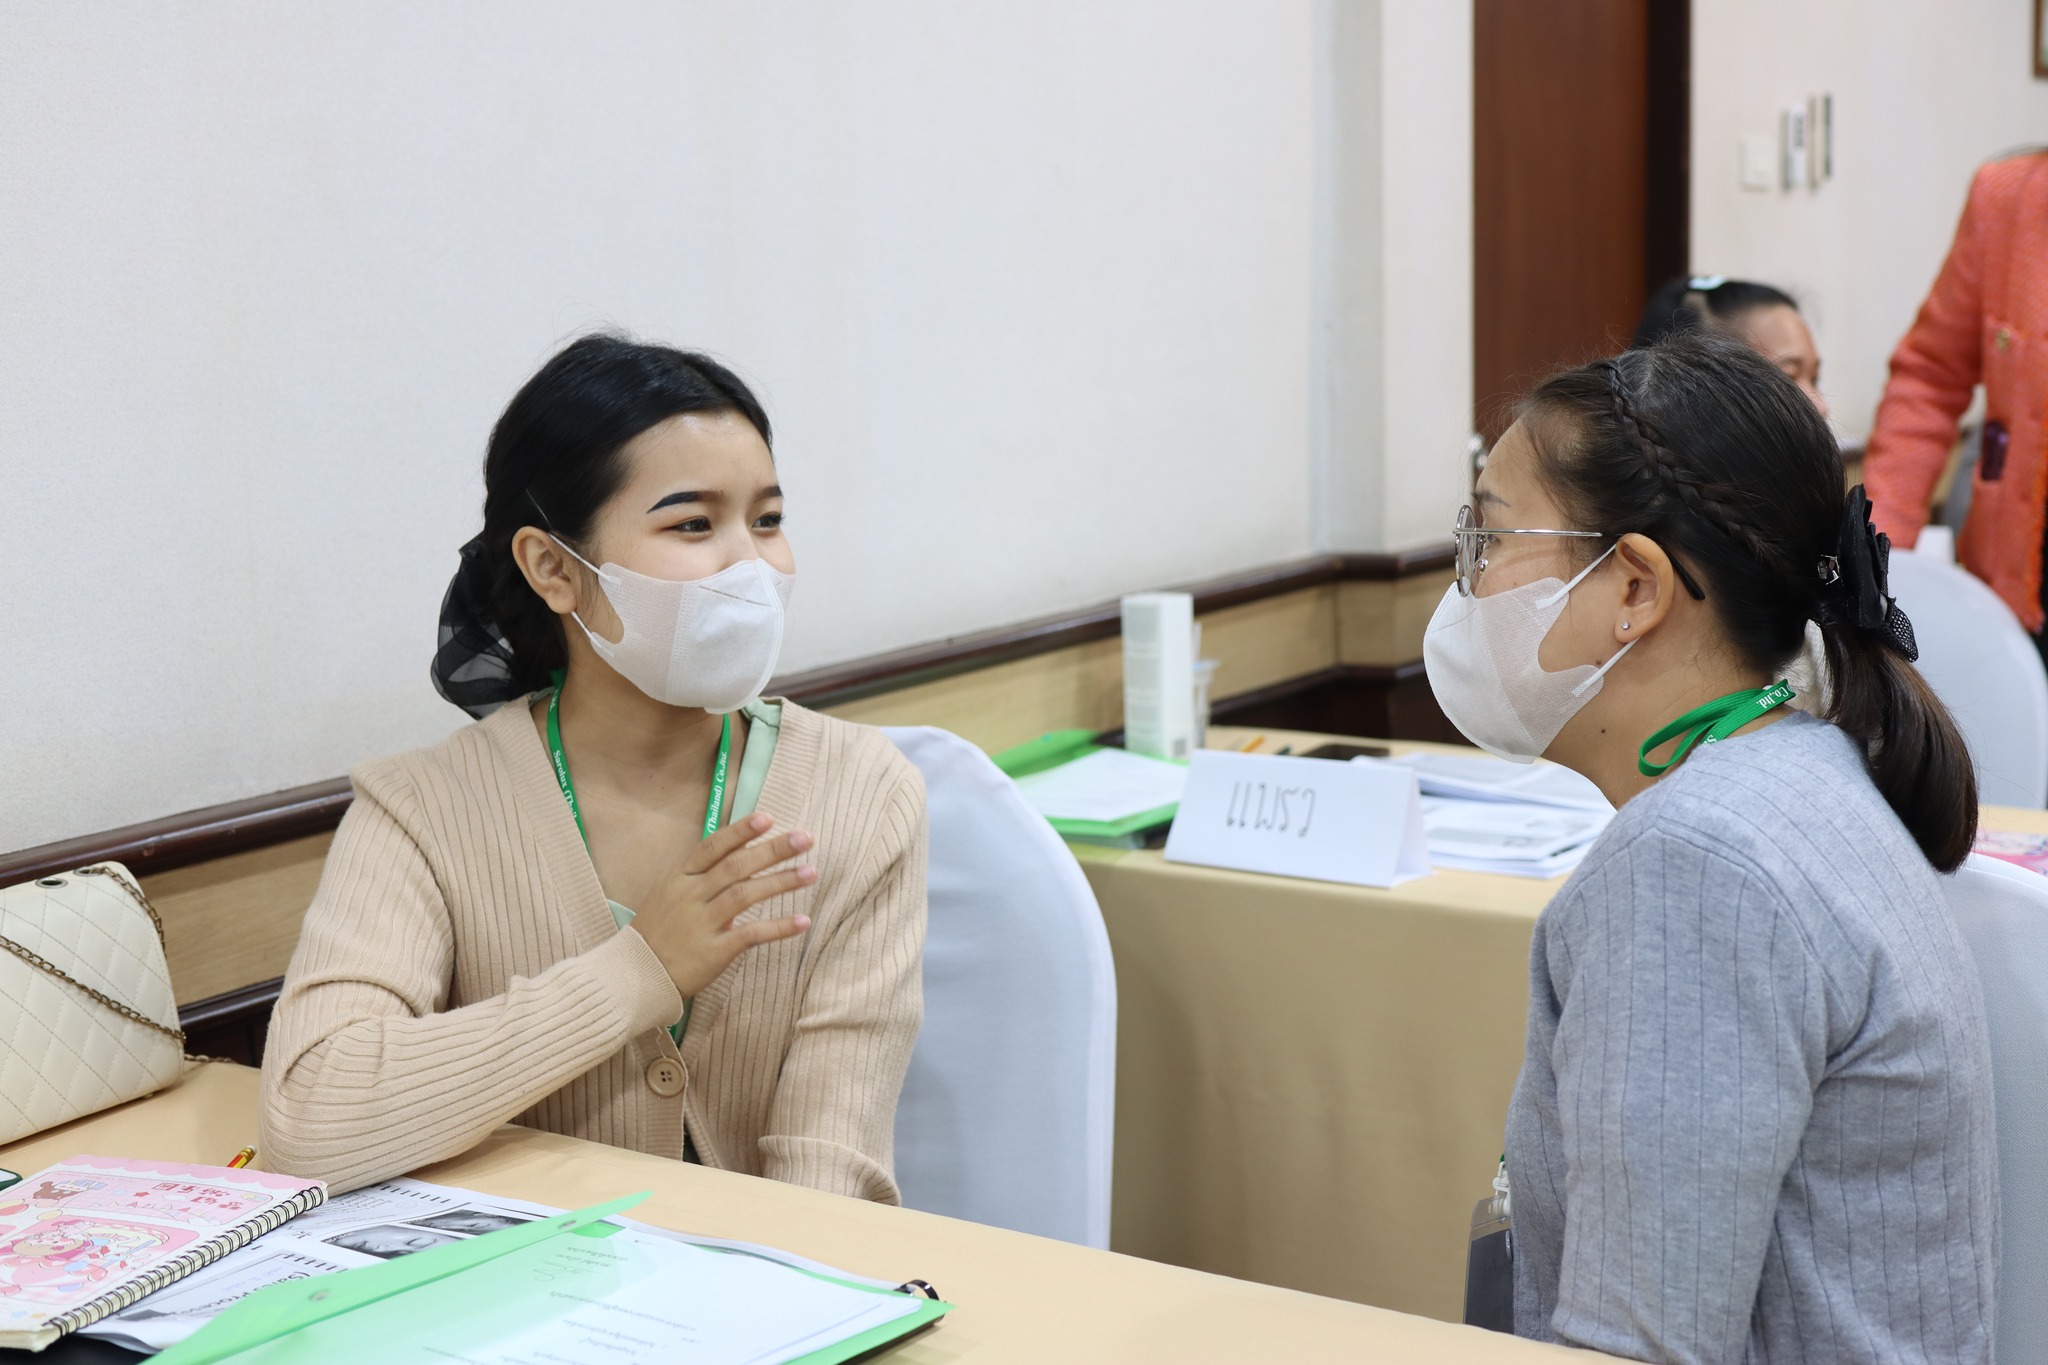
[645, 1057, 686, 1098]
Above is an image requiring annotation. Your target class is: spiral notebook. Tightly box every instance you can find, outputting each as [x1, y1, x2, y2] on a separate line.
[0, 1155, 326, 1352]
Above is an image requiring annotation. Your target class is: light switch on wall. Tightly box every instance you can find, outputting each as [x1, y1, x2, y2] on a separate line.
[1818, 92, 1834, 181]
[1740, 134, 1774, 191]
[1782, 105, 1810, 190]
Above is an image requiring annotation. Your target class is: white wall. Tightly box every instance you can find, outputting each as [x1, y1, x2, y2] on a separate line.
[1312, 0, 1473, 552]
[1691, 0, 2048, 442]
[1, 2, 1327, 849]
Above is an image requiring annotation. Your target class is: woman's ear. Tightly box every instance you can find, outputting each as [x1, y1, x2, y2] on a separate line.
[511, 527, 582, 618]
[1612, 533, 1681, 643]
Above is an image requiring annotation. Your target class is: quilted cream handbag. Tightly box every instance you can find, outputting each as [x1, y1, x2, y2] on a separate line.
[0, 862, 185, 1144]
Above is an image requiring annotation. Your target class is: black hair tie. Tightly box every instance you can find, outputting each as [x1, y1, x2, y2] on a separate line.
[430, 534, 529, 718]
[1816, 486, 1918, 662]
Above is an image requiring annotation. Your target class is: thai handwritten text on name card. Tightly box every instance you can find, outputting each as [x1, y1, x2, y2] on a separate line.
[1164, 751, 1429, 887]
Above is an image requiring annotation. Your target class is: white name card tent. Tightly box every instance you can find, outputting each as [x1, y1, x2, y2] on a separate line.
[1164, 751, 1429, 888]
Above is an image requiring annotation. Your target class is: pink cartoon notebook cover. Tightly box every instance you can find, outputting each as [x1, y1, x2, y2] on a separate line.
[0, 1155, 325, 1351]
[1973, 829, 2048, 876]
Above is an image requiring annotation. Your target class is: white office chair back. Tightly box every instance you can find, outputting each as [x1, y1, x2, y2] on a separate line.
[1888, 550, 2048, 808]
[885, 726, 1116, 1247]
[1943, 853, 2048, 1361]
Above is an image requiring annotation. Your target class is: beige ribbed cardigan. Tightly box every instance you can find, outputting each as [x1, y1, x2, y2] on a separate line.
[258, 699, 926, 1201]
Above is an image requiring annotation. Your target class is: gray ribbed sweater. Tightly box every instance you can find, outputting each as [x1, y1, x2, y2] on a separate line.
[1505, 712, 1998, 1363]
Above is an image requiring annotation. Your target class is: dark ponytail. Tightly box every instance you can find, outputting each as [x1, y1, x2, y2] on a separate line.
[431, 333, 772, 717]
[1633, 275, 1801, 349]
[1522, 330, 1977, 871]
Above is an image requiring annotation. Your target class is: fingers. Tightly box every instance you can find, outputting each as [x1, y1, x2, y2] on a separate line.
[727, 912, 812, 952]
[711, 865, 818, 922]
[701, 828, 813, 891]
[680, 811, 775, 876]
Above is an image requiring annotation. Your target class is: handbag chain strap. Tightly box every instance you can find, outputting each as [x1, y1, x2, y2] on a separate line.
[0, 864, 186, 1047]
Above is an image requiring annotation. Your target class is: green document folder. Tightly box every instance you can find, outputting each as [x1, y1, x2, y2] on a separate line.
[992, 729, 1182, 844]
[152, 1193, 950, 1365]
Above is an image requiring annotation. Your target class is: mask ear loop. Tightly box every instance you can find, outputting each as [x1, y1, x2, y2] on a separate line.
[1534, 539, 1622, 610]
[1568, 638, 1636, 698]
[1528, 540, 1638, 698]
[536, 529, 619, 645]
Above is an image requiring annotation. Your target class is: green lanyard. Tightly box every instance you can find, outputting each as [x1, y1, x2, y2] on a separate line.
[546, 683, 729, 1048]
[545, 683, 731, 845]
[1639, 679, 1795, 777]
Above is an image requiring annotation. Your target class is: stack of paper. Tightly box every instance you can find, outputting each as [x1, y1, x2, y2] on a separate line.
[1388, 751, 1610, 811]
[1380, 752, 1614, 879]
[1418, 798, 1613, 878]
[1010, 747, 1187, 844]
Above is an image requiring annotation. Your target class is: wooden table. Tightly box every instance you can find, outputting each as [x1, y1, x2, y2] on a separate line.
[0, 1064, 1611, 1364]
[1084, 724, 2044, 1322]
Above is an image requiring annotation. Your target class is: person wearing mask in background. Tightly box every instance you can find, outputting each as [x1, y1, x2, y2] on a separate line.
[1865, 151, 2048, 659]
[1429, 330, 1995, 1361]
[260, 334, 928, 1199]
[1633, 274, 1828, 418]
[1635, 275, 1834, 707]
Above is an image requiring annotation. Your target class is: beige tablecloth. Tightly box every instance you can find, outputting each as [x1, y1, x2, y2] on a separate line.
[0, 1063, 1617, 1363]
[1085, 725, 2046, 1323]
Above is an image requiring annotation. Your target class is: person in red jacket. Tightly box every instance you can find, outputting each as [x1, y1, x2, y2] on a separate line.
[1866, 151, 2048, 643]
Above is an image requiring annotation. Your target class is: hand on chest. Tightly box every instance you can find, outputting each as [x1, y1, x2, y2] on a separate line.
[582, 793, 722, 912]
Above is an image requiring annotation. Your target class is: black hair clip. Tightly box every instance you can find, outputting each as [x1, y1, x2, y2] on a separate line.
[1820, 488, 1918, 662]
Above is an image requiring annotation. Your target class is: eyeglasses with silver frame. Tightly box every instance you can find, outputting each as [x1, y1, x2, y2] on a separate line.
[1451, 504, 1610, 597]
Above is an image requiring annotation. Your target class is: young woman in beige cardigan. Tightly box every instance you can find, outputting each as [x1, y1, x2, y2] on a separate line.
[259, 335, 927, 1200]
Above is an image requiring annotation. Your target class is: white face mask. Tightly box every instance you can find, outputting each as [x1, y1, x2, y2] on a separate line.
[1421, 543, 1634, 763]
[552, 538, 795, 713]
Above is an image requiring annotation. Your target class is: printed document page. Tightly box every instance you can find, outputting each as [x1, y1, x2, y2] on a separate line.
[86, 1178, 904, 1357]
[1419, 797, 1613, 879]
[87, 1179, 570, 1352]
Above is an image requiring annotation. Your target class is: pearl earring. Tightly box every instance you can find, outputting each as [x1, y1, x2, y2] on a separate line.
[1621, 622, 1631, 631]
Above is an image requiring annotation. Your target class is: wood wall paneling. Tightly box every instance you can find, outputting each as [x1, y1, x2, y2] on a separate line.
[820, 584, 1342, 752]
[148, 834, 330, 1007]
[1336, 569, 1456, 667]
[822, 634, 1128, 754]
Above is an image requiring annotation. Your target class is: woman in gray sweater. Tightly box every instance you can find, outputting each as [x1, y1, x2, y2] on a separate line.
[1425, 331, 1996, 1363]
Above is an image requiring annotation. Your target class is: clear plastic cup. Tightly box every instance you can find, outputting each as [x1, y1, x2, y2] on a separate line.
[1191, 659, 1220, 749]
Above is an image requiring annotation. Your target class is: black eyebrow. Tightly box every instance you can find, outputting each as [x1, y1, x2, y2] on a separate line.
[647, 484, 783, 514]
[1474, 488, 1508, 509]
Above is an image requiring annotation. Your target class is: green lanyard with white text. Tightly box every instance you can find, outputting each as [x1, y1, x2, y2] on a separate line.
[1639, 679, 1795, 777]
[547, 683, 728, 1049]
[546, 683, 731, 845]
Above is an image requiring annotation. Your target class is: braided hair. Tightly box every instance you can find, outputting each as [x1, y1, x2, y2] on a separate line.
[1522, 330, 1975, 871]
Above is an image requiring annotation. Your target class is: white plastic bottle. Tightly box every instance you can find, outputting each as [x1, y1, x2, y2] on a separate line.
[1121, 592, 1195, 761]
